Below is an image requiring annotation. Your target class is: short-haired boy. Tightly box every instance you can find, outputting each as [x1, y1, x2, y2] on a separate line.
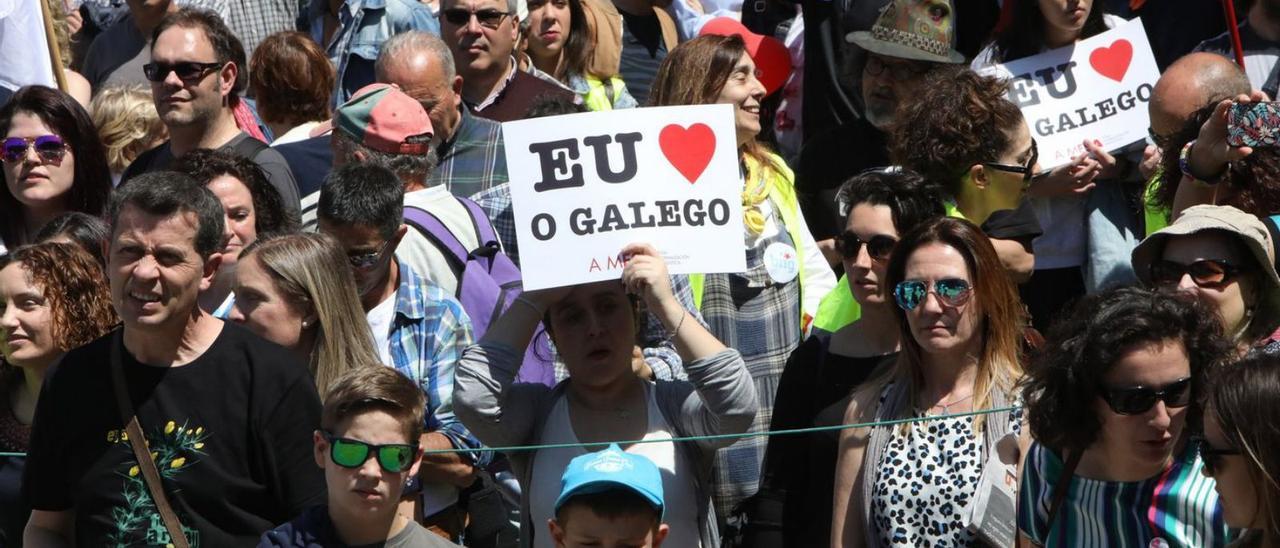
[549, 444, 670, 548]
[258, 367, 459, 547]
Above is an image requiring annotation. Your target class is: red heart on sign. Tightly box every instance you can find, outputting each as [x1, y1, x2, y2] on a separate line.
[659, 123, 716, 183]
[1089, 39, 1133, 82]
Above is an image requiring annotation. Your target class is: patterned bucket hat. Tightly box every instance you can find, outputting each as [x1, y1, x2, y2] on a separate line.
[846, 0, 965, 64]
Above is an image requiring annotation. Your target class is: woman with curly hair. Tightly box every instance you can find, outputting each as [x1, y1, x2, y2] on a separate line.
[1019, 286, 1230, 547]
[88, 85, 167, 182]
[171, 149, 299, 318]
[648, 34, 836, 518]
[831, 217, 1026, 546]
[0, 86, 112, 253]
[0, 242, 117, 542]
[1200, 352, 1280, 547]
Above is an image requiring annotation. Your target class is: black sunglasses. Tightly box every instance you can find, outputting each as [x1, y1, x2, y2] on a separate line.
[1192, 435, 1241, 476]
[1098, 376, 1192, 415]
[441, 7, 511, 27]
[322, 431, 418, 473]
[984, 139, 1039, 184]
[837, 232, 897, 262]
[1149, 259, 1243, 289]
[143, 61, 225, 83]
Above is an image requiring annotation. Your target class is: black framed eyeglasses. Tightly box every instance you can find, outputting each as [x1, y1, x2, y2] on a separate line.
[893, 278, 972, 311]
[837, 232, 897, 262]
[322, 431, 418, 473]
[1149, 259, 1243, 289]
[984, 139, 1039, 184]
[441, 7, 511, 28]
[143, 61, 225, 83]
[864, 54, 932, 80]
[1098, 376, 1192, 415]
[1, 135, 67, 163]
[346, 239, 393, 270]
[1147, 127, 1172, 149]
[1192, 435, 1241, 476]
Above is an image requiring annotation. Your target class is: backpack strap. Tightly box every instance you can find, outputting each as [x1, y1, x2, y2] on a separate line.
[228, 134, 269, 159]
[455, 196, 500, 246]
[402, 205, 470, 276]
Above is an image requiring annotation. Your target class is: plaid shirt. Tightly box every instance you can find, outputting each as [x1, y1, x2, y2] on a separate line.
[309, 0, 439, 106]
[432, 108, 509, 199]
[383, 262, 487, 466]
[471, 183, 701, 381]
[226, 0, 300, 63]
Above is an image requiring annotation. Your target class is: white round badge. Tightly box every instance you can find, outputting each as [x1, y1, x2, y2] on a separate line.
[763, 242, 800, 284]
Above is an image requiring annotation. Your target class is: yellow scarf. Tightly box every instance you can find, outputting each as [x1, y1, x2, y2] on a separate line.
[742, 163, 770, 235]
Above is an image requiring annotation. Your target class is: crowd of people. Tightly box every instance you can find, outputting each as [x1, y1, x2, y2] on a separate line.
[4, 0, 1280, 546]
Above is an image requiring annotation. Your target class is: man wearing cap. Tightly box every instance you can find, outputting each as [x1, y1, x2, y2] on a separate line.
[316, 161, 485, 543]
[440, 0, 574, 121]
[121, 8, 301, 214]
[794, 0, 962, 266]
[375, 31, 510, 201]
[549, 445, 669, 547]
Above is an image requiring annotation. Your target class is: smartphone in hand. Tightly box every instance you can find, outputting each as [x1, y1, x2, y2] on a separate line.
[1227, 102, 1280, 148]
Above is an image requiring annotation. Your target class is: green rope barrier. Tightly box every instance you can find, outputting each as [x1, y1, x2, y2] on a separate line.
[423, 405, 1018, 455]
[0, 406, 1019, 459]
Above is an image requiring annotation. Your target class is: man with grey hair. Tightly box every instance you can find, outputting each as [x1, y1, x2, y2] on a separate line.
[438, 0, 572, 121]
[376, 31, 509, 200]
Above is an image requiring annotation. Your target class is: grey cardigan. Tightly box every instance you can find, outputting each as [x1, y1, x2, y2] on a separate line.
[453, 342, 759, 548]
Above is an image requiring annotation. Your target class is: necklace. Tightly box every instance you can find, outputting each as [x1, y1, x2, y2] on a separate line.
[927, 393, 974, 416]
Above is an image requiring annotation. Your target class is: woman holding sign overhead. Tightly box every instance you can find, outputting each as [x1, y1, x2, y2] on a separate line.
[971, 1, 1130, 331]
[647, 33, 837, 518]
[454, 243, 758, 548]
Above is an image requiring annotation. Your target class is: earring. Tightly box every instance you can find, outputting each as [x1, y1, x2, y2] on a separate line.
[301, 320, 310, 328]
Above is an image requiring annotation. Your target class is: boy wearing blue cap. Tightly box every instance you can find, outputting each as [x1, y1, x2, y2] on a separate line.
[548, 445, 670, 548]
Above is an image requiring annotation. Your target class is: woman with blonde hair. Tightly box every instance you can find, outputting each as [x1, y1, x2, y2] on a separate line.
[648, 33, 836, 517]
[830, 216, 1025, 546]
[89, 85, 166, 182]
[228, 232, 379, 396]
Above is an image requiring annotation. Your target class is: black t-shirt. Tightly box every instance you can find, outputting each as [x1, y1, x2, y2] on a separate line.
[618, 9, 667, 106]
[795, 118, 890, 241]
[23, 323, 325, 547]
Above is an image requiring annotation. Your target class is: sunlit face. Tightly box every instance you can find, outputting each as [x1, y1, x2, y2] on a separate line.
[548, 281, 636, 389]
[442, 0, 518, 78]
[1090, 340, 1190, 479]
[549, 504, 669, 548]
[715, 53, 765, 146]
[1038, 0, 1092, 39]
[842, 203, 898, 307]
[379, 54, 463, 143]
[1159, 233, 1254, 338]
[107, 205, 219, 331]
[861, 53, 933, 131]
[900, 243, 980, 355]
[228, 254, 309, 353]
[314, 411, 421, 519]
[527, 0, 571, 61]
[150, 25, 232, 128]
[205, 175, 256, 269]
[0, 262, 58, 369]
[3, 112, 75, 215]
[317, 220, 402, 305]
[977, 120, 1037, 211]
[1200, 406, 1261, 529]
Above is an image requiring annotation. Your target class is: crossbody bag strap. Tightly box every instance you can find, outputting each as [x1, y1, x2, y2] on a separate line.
[1043, 449, 1082, 539]
[109, 333, 190, 548]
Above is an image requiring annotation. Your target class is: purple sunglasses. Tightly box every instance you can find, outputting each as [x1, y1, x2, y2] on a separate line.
[2, 135, 67, 163]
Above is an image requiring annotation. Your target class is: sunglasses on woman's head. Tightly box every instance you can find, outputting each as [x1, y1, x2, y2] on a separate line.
[1, 135, 66, 163]
[893, 278, 972, 311]
[837, 232, 896, 262]
[323, 432, 417, 473]
[1149, 259, 1242, 289]
[1192, 435, 1241, 476]
[1098, 376, 1192, 415]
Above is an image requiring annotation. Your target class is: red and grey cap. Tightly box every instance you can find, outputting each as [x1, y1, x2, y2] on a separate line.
[319, 83, 433, 155]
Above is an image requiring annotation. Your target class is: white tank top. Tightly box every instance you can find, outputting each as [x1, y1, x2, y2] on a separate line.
[528, 384, 700, 548]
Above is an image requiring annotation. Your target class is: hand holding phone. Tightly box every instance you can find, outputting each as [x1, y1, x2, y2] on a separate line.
[1227, 101, 1280, 148]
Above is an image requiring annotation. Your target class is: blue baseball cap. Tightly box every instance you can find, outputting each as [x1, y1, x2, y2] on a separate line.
[554, 444, 664, 518]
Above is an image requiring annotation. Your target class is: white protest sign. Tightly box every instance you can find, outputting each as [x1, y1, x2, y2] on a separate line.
[503, 104, 747, 291]
[979, 18, 1159, 169]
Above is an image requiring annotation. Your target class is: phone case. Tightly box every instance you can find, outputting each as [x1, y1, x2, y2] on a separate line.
[1227, 102, 1280, 148]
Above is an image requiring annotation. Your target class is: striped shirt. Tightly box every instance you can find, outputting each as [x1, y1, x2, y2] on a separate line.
[1018, 441, 1227, 548]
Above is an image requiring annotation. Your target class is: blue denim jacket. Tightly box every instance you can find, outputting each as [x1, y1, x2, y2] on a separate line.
[309, 0, 440, 106]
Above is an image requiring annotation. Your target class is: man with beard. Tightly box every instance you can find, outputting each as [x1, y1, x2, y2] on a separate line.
[121, 8, 301, 214]
[1196, 0, 1280, 99]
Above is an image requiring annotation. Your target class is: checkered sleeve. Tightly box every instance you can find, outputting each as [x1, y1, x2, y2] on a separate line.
[471, 184, 519, 266]
[421, 296, 488, 467]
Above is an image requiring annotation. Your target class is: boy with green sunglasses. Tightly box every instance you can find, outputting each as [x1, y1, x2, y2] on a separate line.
[259, 366, 460, 547]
